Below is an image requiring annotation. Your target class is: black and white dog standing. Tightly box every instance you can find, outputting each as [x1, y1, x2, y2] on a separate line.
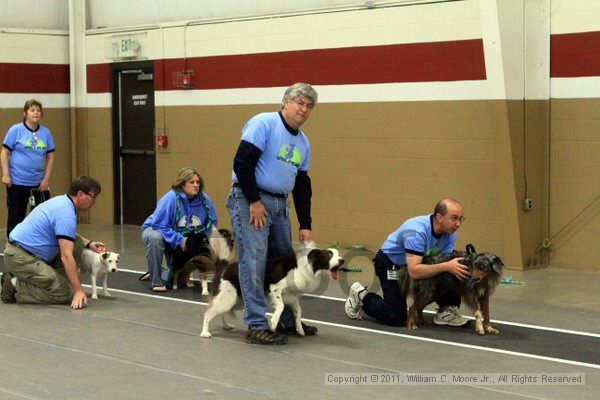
[193, 242, 345, 338]
[79, 249, 120, 299]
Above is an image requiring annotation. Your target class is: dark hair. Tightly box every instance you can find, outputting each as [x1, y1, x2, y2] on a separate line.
[433, 198, 460, 216]
[68, 176, 102, 196]
[22, 99, 43, 122]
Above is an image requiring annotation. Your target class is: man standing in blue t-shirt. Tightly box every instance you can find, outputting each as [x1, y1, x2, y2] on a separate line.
[345, 199, 470, 327]
[1, 176, 105, 309]
[228, 82, 318, 345]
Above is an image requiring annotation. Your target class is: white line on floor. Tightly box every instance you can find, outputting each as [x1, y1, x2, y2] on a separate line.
[117, 267, 600, 339]
[93, 277, 600, 371]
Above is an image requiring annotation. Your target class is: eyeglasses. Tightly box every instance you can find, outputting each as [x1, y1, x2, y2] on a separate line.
[291, 99, 314, 110]
[449, 215, 465, 223]
[83, 191, 98, 200]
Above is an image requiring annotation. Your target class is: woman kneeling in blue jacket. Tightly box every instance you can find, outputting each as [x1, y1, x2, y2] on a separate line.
[141, 167, 217, 292]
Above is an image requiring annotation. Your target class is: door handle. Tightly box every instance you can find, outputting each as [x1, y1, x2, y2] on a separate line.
[119, 149, 156, 156]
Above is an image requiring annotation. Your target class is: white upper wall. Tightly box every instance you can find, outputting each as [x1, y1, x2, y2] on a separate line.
[550, 0, 600, 34]
[0, 0, 68, 30]
[86, 0, 436, 29]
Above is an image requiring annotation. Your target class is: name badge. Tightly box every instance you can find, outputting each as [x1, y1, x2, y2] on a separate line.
[387, 268, 398, 280]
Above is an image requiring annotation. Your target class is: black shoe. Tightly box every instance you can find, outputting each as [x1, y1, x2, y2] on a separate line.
[276, 322, 318, 336]
[1, 273, 17, 304]
[245, 329, 287, 345]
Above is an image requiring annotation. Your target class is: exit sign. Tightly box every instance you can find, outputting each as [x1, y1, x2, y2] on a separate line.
[117, 37, 139, 58]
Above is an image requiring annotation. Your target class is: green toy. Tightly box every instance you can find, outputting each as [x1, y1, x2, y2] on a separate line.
[500, 276, 525, 286]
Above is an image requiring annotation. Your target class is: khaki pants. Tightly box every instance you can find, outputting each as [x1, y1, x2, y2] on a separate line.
[3, 237, 84, 304]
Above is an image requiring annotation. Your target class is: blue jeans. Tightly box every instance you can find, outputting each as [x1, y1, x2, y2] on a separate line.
[141, 227, 170, 287]
[226, 187, 295, 330]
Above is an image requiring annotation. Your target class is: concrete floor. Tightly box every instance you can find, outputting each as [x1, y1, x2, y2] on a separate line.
[0, 224, 598, 400]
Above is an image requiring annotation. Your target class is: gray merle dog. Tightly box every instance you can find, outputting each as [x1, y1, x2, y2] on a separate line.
[398, 245, 504, 335]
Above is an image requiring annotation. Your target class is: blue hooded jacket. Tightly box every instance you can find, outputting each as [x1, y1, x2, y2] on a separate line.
[142, 189, 218, 250]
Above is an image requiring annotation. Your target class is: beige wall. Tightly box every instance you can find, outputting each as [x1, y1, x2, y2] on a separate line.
[105, 100, 547, 270]
[549, 99, 600, 270]
[0, 98, 561, 271]
[80, 108, 114, 224]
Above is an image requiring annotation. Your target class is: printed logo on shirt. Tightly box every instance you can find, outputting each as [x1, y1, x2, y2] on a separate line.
[177, 215, 202, 228]
[424, 247, 441, 257]
[24, 138, 47, 150]
[276, 143, 302, 167]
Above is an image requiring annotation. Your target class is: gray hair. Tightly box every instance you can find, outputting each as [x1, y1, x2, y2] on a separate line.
[281, 82, 318, 109]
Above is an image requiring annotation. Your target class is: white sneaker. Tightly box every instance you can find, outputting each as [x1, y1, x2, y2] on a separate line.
[433, 306, 468, 326]
[345, 282, 366, 320]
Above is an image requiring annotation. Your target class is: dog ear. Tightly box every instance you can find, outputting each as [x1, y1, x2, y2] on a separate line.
[102, 252, 109, 260]
[465, 243, 476, 255]
[491, 256, 504, 274]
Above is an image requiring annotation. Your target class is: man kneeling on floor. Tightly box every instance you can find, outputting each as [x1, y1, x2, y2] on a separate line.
[345, 198, 470, 327]
[1, 176, 106, 309]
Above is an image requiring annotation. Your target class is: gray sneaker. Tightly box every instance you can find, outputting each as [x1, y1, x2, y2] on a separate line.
[433, 306, 468, 326]
[345, 282, 366, 320]
[1, 272, 17, 304]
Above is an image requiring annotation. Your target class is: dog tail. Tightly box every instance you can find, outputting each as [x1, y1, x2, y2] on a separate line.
[398, 267, 410, 299]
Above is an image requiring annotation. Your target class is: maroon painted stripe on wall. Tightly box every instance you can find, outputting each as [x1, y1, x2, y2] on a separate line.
[87, 63, 111, 93]
[0, 63, 69, 93]
[88, 39, 486, 93]
[551, 31, 600, 77]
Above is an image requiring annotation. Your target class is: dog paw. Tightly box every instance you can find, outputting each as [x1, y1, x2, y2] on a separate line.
[91, 294, 98, 300]
[186, 282, 195, 288]
[222, 323, 235, 330]
[201, 289, 209, 296]
[486, 326, 500, 335]
[407, 322, 418, 330]
[103, 292, 111, 297]
[172, 284, 178, 290]
[200, 331, 212, 338]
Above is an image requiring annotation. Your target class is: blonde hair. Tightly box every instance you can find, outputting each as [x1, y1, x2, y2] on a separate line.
[171, 167, 204, 192]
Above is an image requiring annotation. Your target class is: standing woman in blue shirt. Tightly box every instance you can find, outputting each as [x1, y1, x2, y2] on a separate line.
[1, 99, 55, 236]
[141, 167, 218, 292]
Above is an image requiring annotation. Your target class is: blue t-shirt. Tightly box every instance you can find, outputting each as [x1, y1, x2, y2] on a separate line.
[380, 215, 457, 266]
[232, 112, 310, 194]
[9, 195, 77, 262]
[3, 122, 55, 186]
[142, 190, 218, 250]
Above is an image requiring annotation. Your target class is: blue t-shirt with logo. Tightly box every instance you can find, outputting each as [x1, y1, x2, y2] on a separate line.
[380, 215, 456, 266]
[9, 195, 77, 262]
[232, 112, 310, 194]
[3, 122, 55, 186]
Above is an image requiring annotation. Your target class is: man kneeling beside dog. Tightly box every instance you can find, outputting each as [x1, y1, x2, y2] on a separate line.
[345, 198, 503, 335]
[1, 176, 114, 309]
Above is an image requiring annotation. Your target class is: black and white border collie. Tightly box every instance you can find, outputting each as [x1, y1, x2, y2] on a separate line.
[173, 228, 235, 294]
[190, 242, 344, 338]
